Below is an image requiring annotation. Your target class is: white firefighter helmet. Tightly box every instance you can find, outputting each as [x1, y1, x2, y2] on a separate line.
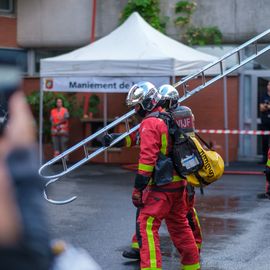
[126, 81, 161, 111]
[158, 84, 179, 110]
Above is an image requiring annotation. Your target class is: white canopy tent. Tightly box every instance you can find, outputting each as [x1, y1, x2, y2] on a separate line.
[39, 12, 219, 162]
[41, 12, 218, 81]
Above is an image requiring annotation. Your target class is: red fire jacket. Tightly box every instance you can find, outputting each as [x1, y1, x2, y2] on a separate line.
[137, 107, 186, 188]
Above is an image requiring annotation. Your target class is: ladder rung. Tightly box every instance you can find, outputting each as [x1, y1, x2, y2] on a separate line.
[125, 118, 130, 132]
[219, 61, 223, 75]
[237, 51, 241, 65]
[62, 157, 68, 171]
[83, 145, 88, 158]
[201, 71, 206, 85]
[254, 42, 258, 54]
[183, 83, 188, 95]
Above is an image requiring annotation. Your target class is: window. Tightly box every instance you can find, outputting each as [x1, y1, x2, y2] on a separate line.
[35, 49, 72, 73]
[0, 0, 14, 13]
[0, 48, 27, 73]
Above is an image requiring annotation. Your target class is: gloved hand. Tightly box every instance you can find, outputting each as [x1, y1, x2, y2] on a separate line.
[132, 188, 143, 208]
[101, 133, 125, 147]
[101, 134, 113, 147]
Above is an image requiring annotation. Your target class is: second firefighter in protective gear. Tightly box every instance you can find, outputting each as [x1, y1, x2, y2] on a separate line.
[125, 81, 200, 270]
[119, 85, 202, 259]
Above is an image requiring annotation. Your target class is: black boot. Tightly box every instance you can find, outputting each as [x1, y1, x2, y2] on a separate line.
[122, 248, 140, 260]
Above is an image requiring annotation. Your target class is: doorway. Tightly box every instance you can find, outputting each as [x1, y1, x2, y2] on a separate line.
[239, 70, 270, 161]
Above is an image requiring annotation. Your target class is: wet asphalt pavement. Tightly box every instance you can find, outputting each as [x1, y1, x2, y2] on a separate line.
[44, 163, 270, 270]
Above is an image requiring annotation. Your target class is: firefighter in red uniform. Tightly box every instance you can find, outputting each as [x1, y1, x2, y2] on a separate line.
[50, 98, 69, 157]
[117, 85, 202, 260]
[126, 81, 200, 270]
[159, 85, 203, 253]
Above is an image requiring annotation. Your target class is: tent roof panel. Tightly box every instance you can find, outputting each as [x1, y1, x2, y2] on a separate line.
[41, 12, 218, 76]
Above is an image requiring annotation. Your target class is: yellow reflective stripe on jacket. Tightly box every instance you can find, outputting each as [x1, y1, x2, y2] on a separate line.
[267, 159, 270, 167]
[125, 136, 131, 148]
[139, 163, 154, 173]
[196, 242, 202, 249]
[172, 175, 185, 182]
[131, 242, 139, 249]
[146, 216, 157, 269]
[160, 133, 167, 155]
[182, 262, 200, 270]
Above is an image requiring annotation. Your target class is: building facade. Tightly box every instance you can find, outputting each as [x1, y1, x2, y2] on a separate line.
[1, 0, 270, 162]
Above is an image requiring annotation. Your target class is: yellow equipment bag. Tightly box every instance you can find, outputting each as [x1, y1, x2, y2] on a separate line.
[186, 136, 224, 187]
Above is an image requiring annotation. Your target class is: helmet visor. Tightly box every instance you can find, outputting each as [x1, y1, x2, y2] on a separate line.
[126, 84, 144, 107]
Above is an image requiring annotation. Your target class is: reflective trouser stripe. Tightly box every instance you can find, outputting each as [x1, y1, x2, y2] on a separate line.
[146, 216, 157, 269]
[193, 208, 203, 249]
[182, 262, 200, 270]
[193, 208, 202, 230]
[142, 268, 161, 270]
[131, 242, 139, 249]
[194, 209, 202, 239]
[172, 175, 185, 182]
[139, 163, 154, 173]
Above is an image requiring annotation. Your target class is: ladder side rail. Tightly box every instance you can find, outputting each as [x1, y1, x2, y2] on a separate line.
[43, 178, 77, 205]
[178, 44, 270, 103]
[49, 39, 269, 179]
[174, 29, 270, 88]
[39, 29, 270, 180]
[39, 109, 136, 173]
[40, 43, 270, 179]
[177, 42, 270, 98]
[40, 125, 140, 179]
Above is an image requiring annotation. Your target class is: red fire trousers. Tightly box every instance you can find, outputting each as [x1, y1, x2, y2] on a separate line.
[137, 187, 200, 270]
[131, 190, 202, 252]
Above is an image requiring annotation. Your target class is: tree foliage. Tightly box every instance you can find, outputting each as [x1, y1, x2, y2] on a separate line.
[119, 0, 166, 33]
[185, 26, 222, 46]
[175, 0, 223, 45]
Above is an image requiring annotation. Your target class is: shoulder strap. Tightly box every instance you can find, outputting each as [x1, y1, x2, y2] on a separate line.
[145, 111, 172, 128]
[145, 111, 189, 140]
[195, 132, 212, 150]
[194, 172, 205, 195]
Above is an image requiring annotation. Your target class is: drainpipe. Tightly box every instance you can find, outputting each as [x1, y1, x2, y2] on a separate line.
[90, 0, 97, 43]
[83, 0, 97, 117]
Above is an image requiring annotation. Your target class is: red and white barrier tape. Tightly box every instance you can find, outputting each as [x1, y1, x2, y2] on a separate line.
[195, 129, 270, 135]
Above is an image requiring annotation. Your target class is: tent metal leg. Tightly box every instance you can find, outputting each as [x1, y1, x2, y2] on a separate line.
[104, 93, 108, 162]
[39, 82, 44, 165]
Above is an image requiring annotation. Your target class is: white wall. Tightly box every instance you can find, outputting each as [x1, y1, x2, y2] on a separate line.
[17, 0, 270, 48]
[17, 0, 93, 47]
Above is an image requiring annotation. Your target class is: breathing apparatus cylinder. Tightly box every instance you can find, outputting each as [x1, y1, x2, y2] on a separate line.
[171, 106, 195, 135]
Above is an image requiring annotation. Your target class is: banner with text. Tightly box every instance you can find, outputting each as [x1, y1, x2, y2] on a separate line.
[42, 76, 170, 92]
